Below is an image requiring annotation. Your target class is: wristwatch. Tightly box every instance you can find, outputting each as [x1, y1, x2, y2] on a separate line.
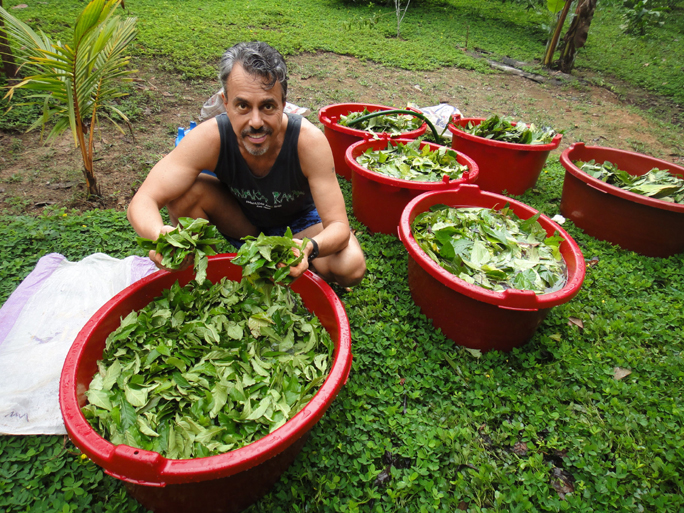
[308, 239, 319, 263]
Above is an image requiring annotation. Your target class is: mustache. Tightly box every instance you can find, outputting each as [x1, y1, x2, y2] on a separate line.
[241, 127, 273, 138]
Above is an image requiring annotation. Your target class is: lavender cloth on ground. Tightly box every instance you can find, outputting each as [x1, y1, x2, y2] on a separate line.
[0, 253, 157, 435]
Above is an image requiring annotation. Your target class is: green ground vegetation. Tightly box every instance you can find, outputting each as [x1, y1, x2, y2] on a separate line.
[1, 166, 683, 512]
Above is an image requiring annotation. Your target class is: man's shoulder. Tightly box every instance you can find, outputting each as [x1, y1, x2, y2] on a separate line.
[179, 117, 221, 147]
[296, 116, 327, 146]
[295, 115, 333, 176]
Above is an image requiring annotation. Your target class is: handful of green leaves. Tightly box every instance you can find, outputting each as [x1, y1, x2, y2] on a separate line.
[338, 108, 423, 135]
[458, 115, 558, 145]
[137, 217, 223, 284]
[411, 204, 567, 294]
[356, 140, 469, 182]
[577, 160, 684, 204]
[231, 228, 308, 287]
[82, 276, 334, 459]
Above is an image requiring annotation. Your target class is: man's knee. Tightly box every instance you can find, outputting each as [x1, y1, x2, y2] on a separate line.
[166, 175, 220, 221]
[335, 248, 366, 288]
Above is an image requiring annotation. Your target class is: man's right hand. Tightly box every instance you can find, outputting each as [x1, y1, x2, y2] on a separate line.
[149, 225, 194, 272]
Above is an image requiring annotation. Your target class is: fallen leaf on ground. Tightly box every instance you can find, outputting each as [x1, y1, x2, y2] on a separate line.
[464, 348, 482, 358]
[374, 467, 391, 487]
[587, 256, 599, 267]
[511, 442, 528, 456]
[12, 4, 28, 8]
[568, 317, 584, 329]
[614, 367, 632, 380]
[550, 467, 574, 499]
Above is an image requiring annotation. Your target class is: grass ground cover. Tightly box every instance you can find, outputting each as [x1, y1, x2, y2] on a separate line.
[1, 0, 683, 117]
[1, 0, 683, 510]
[1, 164, 683, 511]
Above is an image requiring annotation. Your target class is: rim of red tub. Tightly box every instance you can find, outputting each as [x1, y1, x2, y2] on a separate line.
[398, 184, 585, 311]
[345, 135, 480, 190]
[59, 254, 352, 487]
[318, 102, 427, 139]
[448, 114, 562, 152]
[560, 142, 684, 214]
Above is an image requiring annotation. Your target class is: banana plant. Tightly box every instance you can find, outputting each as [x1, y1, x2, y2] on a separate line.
[0, 0, 137, 197]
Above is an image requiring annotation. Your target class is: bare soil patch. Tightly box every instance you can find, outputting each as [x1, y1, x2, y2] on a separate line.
[1, 52, 682, 215]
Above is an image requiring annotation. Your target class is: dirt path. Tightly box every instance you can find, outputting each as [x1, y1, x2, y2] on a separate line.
[1, 52, 682, 214]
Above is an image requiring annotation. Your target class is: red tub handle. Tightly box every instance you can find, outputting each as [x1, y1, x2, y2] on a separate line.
[497, 304, 539, 312]
[496, 289, 539, 311]
[586, 182, 608, 194]
[105, 445, 167, 486]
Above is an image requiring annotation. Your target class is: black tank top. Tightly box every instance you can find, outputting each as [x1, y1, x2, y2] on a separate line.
[214, 113, 315, 228]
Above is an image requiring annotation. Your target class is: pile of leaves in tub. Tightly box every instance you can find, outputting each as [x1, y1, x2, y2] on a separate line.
[412, 204, 567, 294]
[338, 107, 423, 135]
[457, 114, 558, 145]
[577, 160, 684, 204]
[356, 140, 470, 182]
[82, 226, 333, 459]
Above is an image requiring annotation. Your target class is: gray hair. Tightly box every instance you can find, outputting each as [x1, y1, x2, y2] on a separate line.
[218, 42, 288, 102]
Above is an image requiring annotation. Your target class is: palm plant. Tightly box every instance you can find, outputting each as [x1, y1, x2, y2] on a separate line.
[0, 0, 137, 197]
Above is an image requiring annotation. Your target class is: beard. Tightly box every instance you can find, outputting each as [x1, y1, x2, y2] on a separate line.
[241, 126, 273, 156]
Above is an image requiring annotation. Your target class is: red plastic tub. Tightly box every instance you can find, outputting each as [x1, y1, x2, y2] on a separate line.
[345, 135, 479, 235]
[448, 115, 562, 196]
[59, 255, 352, 513]
[398, 185, 585, 352]
[318, 103, 427, 181]
[560, 142, 684, 257]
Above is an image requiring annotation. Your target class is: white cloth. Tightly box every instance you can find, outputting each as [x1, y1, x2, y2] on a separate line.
[408, 103, 463, 140]
[0, 253, 157, 435]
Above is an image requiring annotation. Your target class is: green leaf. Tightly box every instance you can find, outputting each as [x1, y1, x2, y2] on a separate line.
[547, 0, 566, 14]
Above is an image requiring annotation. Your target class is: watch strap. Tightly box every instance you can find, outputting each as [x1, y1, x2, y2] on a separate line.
[307, 238, 319, 263]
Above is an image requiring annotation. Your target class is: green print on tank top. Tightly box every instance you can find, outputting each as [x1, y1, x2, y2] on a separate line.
[230, 187, 305, 209]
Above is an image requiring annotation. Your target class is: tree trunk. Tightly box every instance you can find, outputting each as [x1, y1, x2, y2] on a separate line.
[542, 0, 574, 67]
[0, 0, 20, 84]
[558, 0, 597, 73]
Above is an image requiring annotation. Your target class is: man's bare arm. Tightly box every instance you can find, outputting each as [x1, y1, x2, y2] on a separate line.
[127, 119, 222, 240]
[296, 118, 351, 260]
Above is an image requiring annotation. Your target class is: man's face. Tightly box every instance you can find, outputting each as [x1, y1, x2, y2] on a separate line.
[222, 64, 285, 157]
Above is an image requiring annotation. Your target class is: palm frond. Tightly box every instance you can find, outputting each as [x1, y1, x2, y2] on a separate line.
[1, 0, 136, 197]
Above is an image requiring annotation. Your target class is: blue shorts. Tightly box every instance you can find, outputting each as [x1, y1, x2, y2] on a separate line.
[223, 207, 322, 249]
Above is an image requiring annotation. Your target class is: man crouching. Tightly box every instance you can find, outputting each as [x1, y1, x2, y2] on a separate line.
[127, 41, 366, 287]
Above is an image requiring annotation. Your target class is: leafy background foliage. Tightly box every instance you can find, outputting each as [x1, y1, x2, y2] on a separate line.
[1, 164, 683, 511]
[1, 0, 683, 110]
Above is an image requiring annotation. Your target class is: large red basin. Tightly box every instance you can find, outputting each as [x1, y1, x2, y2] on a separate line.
[448, 115, 562, 196]
[318, 103, 427, 181]
[560, 142, 684, 257]
[345, 136, 479, 235]
[59, 255, 352, 513]
[398, 185, 585, 352]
